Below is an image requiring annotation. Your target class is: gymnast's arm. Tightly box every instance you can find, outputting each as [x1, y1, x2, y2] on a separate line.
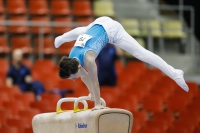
[80, 68, 94, 100]
[84, 51, 101, 107]
[54, 27, 86, 48]
[54, 23, 94, 48]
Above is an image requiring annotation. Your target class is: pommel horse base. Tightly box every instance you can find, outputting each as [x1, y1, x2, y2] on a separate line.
[32, 96, 134, 133]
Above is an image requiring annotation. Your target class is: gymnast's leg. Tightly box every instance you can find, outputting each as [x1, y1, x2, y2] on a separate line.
[112, 22, 189, 92]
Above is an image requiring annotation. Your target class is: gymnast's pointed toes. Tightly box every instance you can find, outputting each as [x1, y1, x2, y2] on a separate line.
[183, 85, 189, 92]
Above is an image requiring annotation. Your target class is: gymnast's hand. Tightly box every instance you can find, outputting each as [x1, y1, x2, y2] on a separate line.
[88, 93, 95, 101]
[92, 105, 109, 111]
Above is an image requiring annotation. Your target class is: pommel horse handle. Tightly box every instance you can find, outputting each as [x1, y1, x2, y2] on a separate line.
[56, 97, 88, 114]
[74, 96, 106, 112]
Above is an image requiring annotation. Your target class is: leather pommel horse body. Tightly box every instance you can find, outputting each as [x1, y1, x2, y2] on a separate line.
[32, 96, 133, 133]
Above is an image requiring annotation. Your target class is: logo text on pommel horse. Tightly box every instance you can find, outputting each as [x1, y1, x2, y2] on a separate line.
[75, 123, 87, 129]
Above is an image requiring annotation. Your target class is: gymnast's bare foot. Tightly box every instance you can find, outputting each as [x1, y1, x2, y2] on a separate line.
[174, 69, 189, 92]
[92, 105, 109, 111]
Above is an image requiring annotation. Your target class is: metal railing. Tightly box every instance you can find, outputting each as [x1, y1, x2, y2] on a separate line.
[0, 13, 195, 58]
[158, 5, 199, 70]
[0, 4, 197, 59]
[116, 0, 199, 71]
[157, 0, 200, 68]
[0, 21, 87, 59]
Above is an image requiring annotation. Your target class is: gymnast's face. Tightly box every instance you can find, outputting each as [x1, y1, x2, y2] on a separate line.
[68, 65, 81, 80]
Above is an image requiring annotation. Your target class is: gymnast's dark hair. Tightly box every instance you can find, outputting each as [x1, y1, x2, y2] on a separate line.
[58, 56, 79, 79]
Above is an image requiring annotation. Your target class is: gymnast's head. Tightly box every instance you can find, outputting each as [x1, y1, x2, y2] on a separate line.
[58, 56, 81, 80]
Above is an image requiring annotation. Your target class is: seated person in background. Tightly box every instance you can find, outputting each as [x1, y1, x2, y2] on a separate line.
[6, 49, 44, 100]
[96, 44, 124, 86]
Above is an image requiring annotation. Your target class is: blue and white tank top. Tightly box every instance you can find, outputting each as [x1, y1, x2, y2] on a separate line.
[69, 24, 109, 67]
